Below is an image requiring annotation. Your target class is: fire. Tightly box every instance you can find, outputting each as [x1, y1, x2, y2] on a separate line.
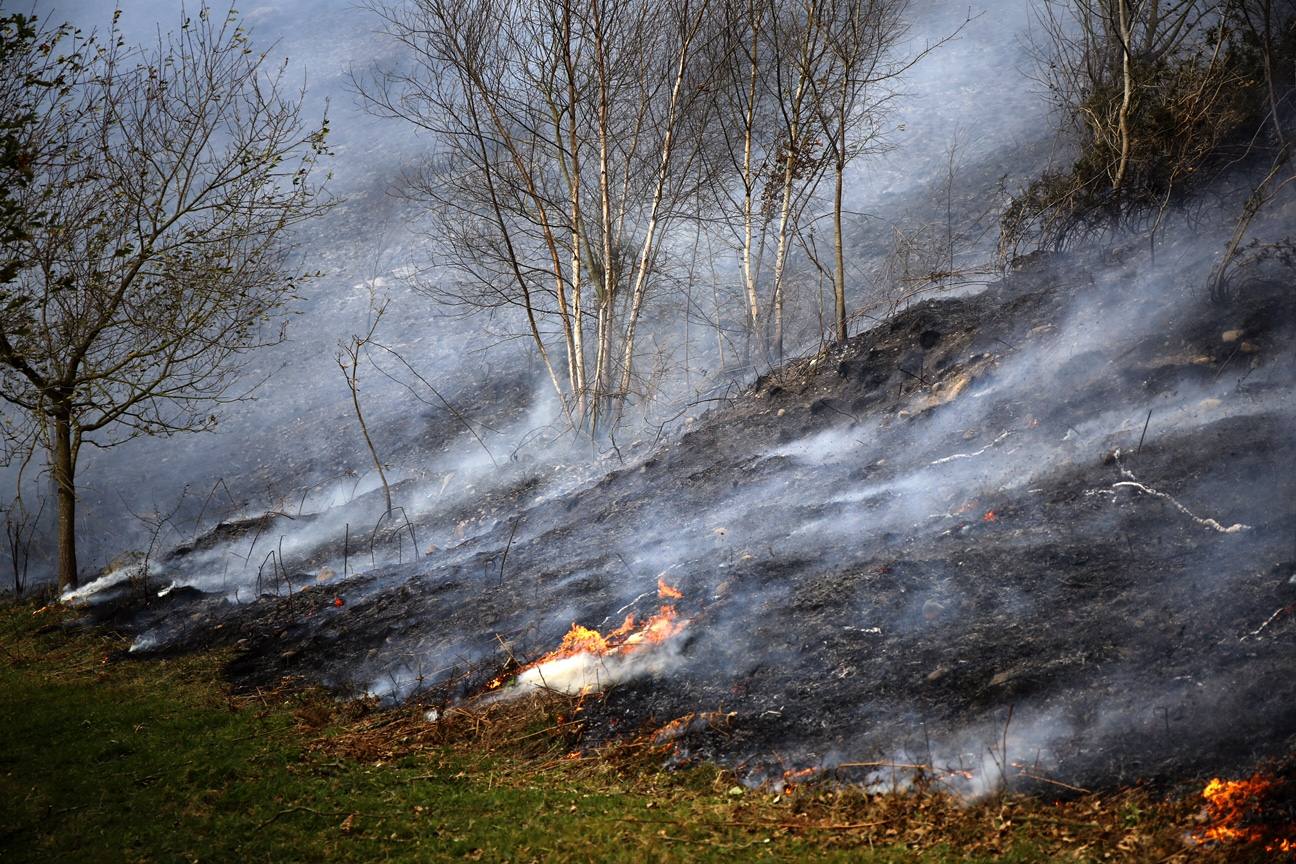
[487, 577, 688, 693]
[1196, 774, 1295, 853]
[782, 766, 818, 787]
[983, 510, 998, 522]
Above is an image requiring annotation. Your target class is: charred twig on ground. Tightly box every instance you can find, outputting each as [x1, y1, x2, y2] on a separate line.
[191, 477, 238, 542]
[1137, 409, 1152, 454]
[368, 507, 420, 567]
[930, 431, 1013, 466]
[986, 703, 1015, 793]
[1107, 450, 1250, 534]
[497, 516, 520, 586]
[1213, 342, 1243, 381]
[1242, 604, 1296, 641]
[1013, 769, 1090, 795]
[896, 365, 928, 387]
[243, 512, 271, 566]
[277, 536, 294, 608]
[256, 551, 277, 597]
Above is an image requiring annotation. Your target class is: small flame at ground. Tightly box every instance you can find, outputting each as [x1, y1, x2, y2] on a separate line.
[488, 577, 688, 695]
[657, 576, 683, 600]
[1196, 774, 1295, 853]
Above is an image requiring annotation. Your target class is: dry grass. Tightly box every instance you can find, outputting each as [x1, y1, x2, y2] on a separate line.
[3, 600, 1289, 862]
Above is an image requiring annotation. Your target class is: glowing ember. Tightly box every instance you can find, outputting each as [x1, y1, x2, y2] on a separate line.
[983, 510, 998, 522]
[782, 767, 818, 787]
[487, 578, 688, 694]
[1196, 774, 1296, 853]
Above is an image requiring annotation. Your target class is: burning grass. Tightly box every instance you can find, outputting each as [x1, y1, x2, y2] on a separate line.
[1195, 774, 1296, 854]
[485, 575, 688, 696]
[1, 600, 1289, 863]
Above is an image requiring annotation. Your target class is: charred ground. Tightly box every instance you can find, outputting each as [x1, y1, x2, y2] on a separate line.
[89, 249, 1296, 798]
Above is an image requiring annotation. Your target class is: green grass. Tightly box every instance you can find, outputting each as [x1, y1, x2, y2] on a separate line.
[0, 601, 1261, 863]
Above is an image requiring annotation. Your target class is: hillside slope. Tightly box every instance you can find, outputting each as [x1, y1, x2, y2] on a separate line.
[92, 249, 1296, 795]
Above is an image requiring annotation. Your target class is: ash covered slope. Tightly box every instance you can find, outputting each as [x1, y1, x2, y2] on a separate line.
[128, 247, 1296, 792]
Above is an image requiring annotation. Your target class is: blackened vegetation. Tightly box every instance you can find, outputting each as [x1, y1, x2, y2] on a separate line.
[113, 251, 1295, 795]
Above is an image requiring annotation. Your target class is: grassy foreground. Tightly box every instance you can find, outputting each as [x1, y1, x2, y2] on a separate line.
[0, 601, 1269, 863]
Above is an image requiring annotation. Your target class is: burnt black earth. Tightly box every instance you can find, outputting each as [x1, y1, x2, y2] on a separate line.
[93, 249, 1296, 796]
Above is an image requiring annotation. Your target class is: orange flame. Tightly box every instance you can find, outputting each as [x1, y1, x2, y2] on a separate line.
[983, 510, 998, 522]
[489, 582, 688, 691]
[783, 766, 818, 788]
[1197, 775, 1295, 852]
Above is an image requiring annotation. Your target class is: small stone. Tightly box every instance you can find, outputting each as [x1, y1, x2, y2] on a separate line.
[989, 670, 1015, 687]
[921, 598, 946, 621]
[927, 665, 948, 683]
[776, 408, 786, 417]
[1221, 329, 1244, 343]
[1240, 341, 1259, 354]
[962, 429, 978, 440]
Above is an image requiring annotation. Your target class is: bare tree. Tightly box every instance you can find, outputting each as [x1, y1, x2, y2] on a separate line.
[3, 494, 44, 597]
[1005, 0, 1295, 257]
[0, 7, 330, 591]
[359, 0, 721, 435]
[338, 297, 394, 515]
[1003, 0, 1266, 251]
[707, 0, 777, 363]
[1036, 0, 1210, 195]
[1207, 0, 1296, 301]
[812, 0, 910, 344]
[762, 0, 837, 363]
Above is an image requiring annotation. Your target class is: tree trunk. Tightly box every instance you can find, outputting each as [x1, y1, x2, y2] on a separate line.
[1113, 0, 1134, 191]
[833, 156, 847, 343]
[51, 410, 78, 592]
[617, 22, 695, 409]
[770, 143, 798, 363]
[593, 0, 616, 427]
[740, 19, 762, 350]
